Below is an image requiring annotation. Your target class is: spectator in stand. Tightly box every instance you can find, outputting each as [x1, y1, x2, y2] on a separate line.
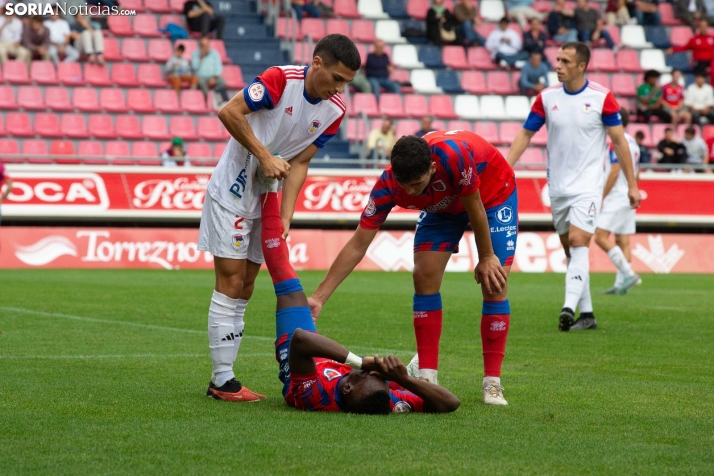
[685, 73, 714, 124]
[0, 5, 30, 67]
[453, 0, 486, 47]
[682, 126, 708, 170]
[519, 51, 549, 95]
[523, 17, 551, 67]
[575, 0, 616, 49]
[365, 40, 400, 100]
[183, 0, 225, 39]
[22, 15, 50, 62]
[634, 0, 661, 26]
[70, 14, 104, 65]
[309, 0, 333, 17]
[486, 17, 525, 68]
[426, 0, 459, 47]
[657, 128, 688, 167]
[637, 70, 671, 123]
[704, 132, 714, 171]
[507, 0, 546, 29]
[367, 119, 396, 159]
[415, 116, 435, 137]
[166, 43, 198, 93]
[350, 71, 372, 94]
[667, 19, 714, 77]
[635, 131, 652, 164]
[45, 9, 78, 65]
[605, 0, 631, 25]
[662, 69, 693, 125]
[162, 138, 191, 167]
[547, 0, 578, 43]
[291, 0, 322, 20]
[673, 0, 705, 29]
[192, 35, 229, 109]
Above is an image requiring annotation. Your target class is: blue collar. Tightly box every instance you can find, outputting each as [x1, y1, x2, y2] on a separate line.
[303, 65, 322, 105]
[334, 374, 347, 411]
[563, 79, 588, 95]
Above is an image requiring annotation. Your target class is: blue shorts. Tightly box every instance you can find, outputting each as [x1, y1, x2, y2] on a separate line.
[413, 188, 518, 266]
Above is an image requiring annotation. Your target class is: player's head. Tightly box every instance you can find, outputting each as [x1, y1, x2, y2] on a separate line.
[339, 370, 391, 415]
[643, 70, 660, 86]
[390, 135, 437, 195]
[671, 69, 682, 83]
[310, 34, 360, 100]
[557, 42, 590, 83]
[620, 107, 629, 127]
[695, 72, 706, 86]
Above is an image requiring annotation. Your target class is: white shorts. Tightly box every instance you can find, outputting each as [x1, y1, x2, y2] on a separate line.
[197, 193, 265, 263]
[550, 193, 600, 235]
[597, 204, 635, 235]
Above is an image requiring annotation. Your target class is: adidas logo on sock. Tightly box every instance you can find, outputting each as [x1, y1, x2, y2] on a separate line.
[221, 331, 243, 341]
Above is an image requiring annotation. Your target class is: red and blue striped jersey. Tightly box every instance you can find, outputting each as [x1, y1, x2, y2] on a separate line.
[286, 359, 424, 413]
[360, 130, 515, 230]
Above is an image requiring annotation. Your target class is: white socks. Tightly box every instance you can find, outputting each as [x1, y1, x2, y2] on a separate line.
[231, 298, 247, 364]
[607, 246, 635, 279]
[483, 376, 501, 385]
[567, 256, 593, 313]
[564, 247, 590, 311]
[419, 369, 438, 384]
[208, 290, 239, 387]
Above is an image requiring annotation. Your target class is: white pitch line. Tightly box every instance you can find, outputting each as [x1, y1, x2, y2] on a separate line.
[0, 353, 274, 360]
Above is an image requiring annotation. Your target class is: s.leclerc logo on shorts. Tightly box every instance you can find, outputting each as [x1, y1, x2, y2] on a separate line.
[284, 106, 293, 116]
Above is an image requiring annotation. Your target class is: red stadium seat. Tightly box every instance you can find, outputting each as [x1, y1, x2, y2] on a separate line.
[531, 127, 548, 146]
[35, 113, 62, 137]
[115, 115, 143, 139]
[429, 95, 458, 119]
[159, 14, 184, 29]
[0, 139, 19, 156]
[127, 88, 155, 113]
[145, 0, 172, 12]
[121, 0, 146, 12]
[703, 124, 714, 141]
[4, 60, 30, 84]
[22, 139, 51, 163]
[44, 87, 72, 111]
[88, 114, 117, 139]
[326, 19, 349, 36]
[460, 71, 488, 94]
[210, 40, 229, 64]
[181, 89, 209, 114]
[148, 38, 173, 62]
[137, 64, 167, 87]
[132, 142, 161, 165]
[591, 49, 617, 72]
[626, 124, 653, 147]
[499, 122, 521, 144]
[110, 63, 138, 87]
[333, 0, 361, 18]
[651, 123, 668, 145]
[197, 116, 229, 141]
[169, 116, 198, 140]
[352, 93, 380, 117]
[72, 88, 100, 112]
[102, 37, 123, 61]
[7, 112, 33, 136]
[616, 50, 643, 73]
[603, 25, 621, 45]
[379, 93, 406, 118]
[0, 85, 17, 109]
[301, 18, 326, 41]
[350, 19, 376, 43]
[277, 18, 303, 40]
[105, 141, 131, 159]
[346, 118, 368, 142]
[186, 142, 212, 159]
[213, 141, 227, 157]
[84, 64, 112, 86]
[122, 38, 149, 62]
[588, 73, 611, 89]
[407, 0, 430, 19]
[442, 46, 469, 70]
[467, 47, 496, 70]
[395, 119, 420, 138]
[61, 113, 89, 138]
[521, 148, 544, 164]
[30, 61, 57, 85]
[474, 122, 499, 144]
[544, 46, 558, 67]
[175, 39, 198, 59]
[134, 14, 161, 37]
[670, 26, 693, 46]
[142, 116, 170, 140]
[50, 141, 78, 164]
[99, 88, 127, 113]
[612, 73, 636, 97]
[169, 0, 185, 12]
[476, 23, 497, 39]
[659, 2, 679, 25]
[108, 15, 133, 36]
[57, 62, 84, 85]
[77, 141, 104, 162]
[223, 65, 246, 89]
[532, 0, 551, 12]
[404, 94, 429, 118]
[447, 120, 473, 132]
[487, 72, 516, 95]
[154, 89, 182, 114]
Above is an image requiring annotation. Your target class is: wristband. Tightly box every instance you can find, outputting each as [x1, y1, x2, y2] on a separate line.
[345, 352, 362, 369]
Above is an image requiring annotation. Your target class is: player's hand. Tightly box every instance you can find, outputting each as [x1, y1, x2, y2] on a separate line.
[628, 186, 642, 209]
[360, 356, 377, 372]
[475, 254, 508, 295]
[370, 355, 408, 383]
[281, 216, 290, 240]
[259, 154, 290, 180]
[307, 296, 323, 322]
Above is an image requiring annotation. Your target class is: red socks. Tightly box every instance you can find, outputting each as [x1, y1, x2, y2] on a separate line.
[481, 300, 511, 378]
[260, 192, 297, 285]
[413, 293, 442, 370]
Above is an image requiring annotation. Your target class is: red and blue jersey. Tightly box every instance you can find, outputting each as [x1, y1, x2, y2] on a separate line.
[359, 130, 515, 230]
[286, 359, 425, 413]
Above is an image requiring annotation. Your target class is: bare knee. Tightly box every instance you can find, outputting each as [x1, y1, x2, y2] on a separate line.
[216, 273, 245, 299]
[239, 278, 256, 300]
[413, 265, 441, 295]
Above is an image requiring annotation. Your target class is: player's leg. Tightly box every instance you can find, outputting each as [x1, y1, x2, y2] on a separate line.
[594, 227, 620, 294]
[614, 232, 641, 293]
[551, 196, 577, 330]
[228, 259, 260, 376]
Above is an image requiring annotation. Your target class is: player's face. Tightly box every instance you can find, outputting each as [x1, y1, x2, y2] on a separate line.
[556, 48, 585, 83]
[397, 163, 437, 196]
[310, 56, 356, 100]
[341, 370, 389, 403]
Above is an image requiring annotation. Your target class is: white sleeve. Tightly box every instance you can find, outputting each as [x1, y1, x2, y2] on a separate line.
[510, 30, 522, 50]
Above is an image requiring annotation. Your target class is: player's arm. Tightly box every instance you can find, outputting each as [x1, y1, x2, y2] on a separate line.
[218, 89, 289, 180]
[607, 124, 641, 208]
[280, 144, 319, 238]
[289, 328, 370, 375]
[371, 355, 460, 413]
[602, 161, 620, 199]
[508, 94, 544, 167]
[0, 177, 12, 202]
[460, 191, 508, 295]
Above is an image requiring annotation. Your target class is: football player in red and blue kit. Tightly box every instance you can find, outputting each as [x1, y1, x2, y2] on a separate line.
[259, 183, 459, 414]
[309, 130, 517, 405]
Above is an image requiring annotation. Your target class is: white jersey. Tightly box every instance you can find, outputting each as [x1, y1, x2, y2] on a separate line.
[207, 65, 346, 218]
[603, 132, 639, 208]
[524, 80, 623, 197]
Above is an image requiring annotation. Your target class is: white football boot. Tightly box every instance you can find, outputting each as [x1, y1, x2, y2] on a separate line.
[482, 378, 508, 405]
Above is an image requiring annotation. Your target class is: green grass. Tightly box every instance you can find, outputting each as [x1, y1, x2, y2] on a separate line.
[1, 269, 713, 475]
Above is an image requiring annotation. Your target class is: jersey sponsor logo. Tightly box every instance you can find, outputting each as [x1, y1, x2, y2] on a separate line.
[491, 225, 517, 235]
[248, 82, 265, 101]
[323, 368, 342, 381]
[425, 195, 456, 213]
[265, 237, 281, 249]
[459, 167, 473, 186]
[365, 197, 376, 217]
[284, 106, 293, 116]
[432, 180, 446, 192]
[308, 120, 321, 134]
[392, 401, 413, 413]
[490, 321, 507, 332]
[583, 103, 591, 113]
[232, 234, 244, 250]
[229, 167, 249, 199]
[496, 206, 513, 224]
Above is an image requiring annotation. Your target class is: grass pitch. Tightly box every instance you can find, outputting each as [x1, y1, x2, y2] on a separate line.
[1, 269, 713, 475]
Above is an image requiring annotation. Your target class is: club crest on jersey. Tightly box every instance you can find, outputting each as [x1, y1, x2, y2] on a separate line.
[365, 197, 376, 217]
[248, 82, 265, 101]
[496, 206, 513, 224]
[432, 180, 446, 192]
[583, 103, 591, 113]
[323, 368, 342, 381]
[232, 234, 244, 250]
[308, 120, 321, 134]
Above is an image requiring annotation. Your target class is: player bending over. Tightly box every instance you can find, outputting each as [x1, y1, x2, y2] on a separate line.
[201, 34, 360, 401]
[309, 130, 517, 405]
[261, 183, 460, 414]
[594, 108, 642, 295]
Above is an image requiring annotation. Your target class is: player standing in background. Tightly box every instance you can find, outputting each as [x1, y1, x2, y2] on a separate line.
[507, 42, 641, 331]
[594, 109, 642, 296]
[309, 130, 516, 405]
[198, 34, 360, 401]
[0, 162, 13, 226]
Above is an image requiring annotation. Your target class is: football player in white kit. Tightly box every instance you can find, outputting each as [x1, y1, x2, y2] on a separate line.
[507, 42, 641, 331]
[594, 108, 642, 295]
[198, 34, 360, 401]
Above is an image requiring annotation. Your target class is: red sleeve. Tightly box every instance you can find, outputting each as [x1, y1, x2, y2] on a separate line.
[389, 389, 425, 413]
[244, 67, 286, 111]
[523, 93, 546, 131]
[359, 171, 396, 230]
[602, 91, 620, 116]
[314, 97, 346, 148]
[531, 93, 545, 116]
[672, 38, 694, 52]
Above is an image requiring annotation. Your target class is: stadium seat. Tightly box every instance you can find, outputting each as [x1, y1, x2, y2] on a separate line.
[159, 13, 184, 29]
[333, 0, 360, 17]
[181, 89, 209, 114]
[72, 88, 101, 112]
[651, 123, 668, 145]
[358, 0, 388, 18]
[588, 72, 611, 89]
[213, 142, 227, 157]
[17, 86, 42, 110]
[30, 61, 57, 85]
[659, 2, 679, 26]
[210, 40, 229, 64]
[127, 88, 155, 113]
[521, 148, 544, 164]
[137, 63, 167, 87]
[410, 69, 442, 93]
[105, 141, 131, 162]
[436, 71, 464, 93]
[356, 43, 368, 66]
[88, 114, 117, 139]
[169, 0, 185, 12]
[0, 85, 16, 110]
[476, 22, 497, 39]
[57, 62, 84, 85]
[378, 93, 406, 118]
[0, 139, 19, 156]
[395, 119, 420, 138]
[121, 0, 145, 12]
[34, 113, 61, 137]
[22, 140, 51, 163]
[44, 87, 72, 111]
[122, 38, 149, 62]
[702, 125, 714, 141]
[389, 68, 411, 91]
[352, 93, 380, 117]
[132, 142, 160, 164]
[481, 0, 506, 21]
[499, 122, 521, 144]
[375, 20, 406, 43]
[61, 113, 88, 138]
[454, 95, 481, 120]
[346, 118, 368, 142]
[666, 52, 693, 73]
[197, 116, 229, 141]
[142, 116, 170, 140]
[640, 49, 671, 72]
[50, 140, 78, 163]
[442, 46, 468, 70]
[146, 0, 173, 13]
[621, 25, 652, 48]
[429, 94, 459, 119]
[488, 71, 516, 95]
[505, 96, 531, 121]
[350, 19, 377, 43]
[277, 17, 302, 40]
[293, 41, 311, 65]
[404, 94, 429, 117]
[99, 88, 127, 113]
[480, 96, 506, 120]
[474, 122, 499, 143]
[547, 71, 560, 87]
[302, 18, 326, 41]
[4, 60, 30, 84]
[616, 49, 643, 73]
[543, 46, 558, 67]
[603, 25, 621, 45]
[467, 47, 496, 70]
[531, 127, 548, 147]
[108, 15, 133, 36]
[532, 0, 551, 12]
[626, 124, 653, 147]
[406, 0, 429, 19]
[645, 26, 671, 49]
[148, 38, 173, 62]
[611, 73, 636, 97]
[382, 0, 409, 17]
[84, 64, 112, 86]
[460, 71, 488, 94]
[223, 65, 246, 89]
[392, 44, 423, 68]
[134, 14, 161, 37]
[115, 115, 143, 140]
[418, 45, 445, 68]
[186, 142, 212, 159]
[447, 120, 472, 132]
[169, 116, 198, 141]
[102, 37, 122, 62]
[591, 49, 617, 72]
[325, 19, 349, 37]
[154, 89, 182, 114]
[175, 39, 198, 59]
[670, 26, 693, 46]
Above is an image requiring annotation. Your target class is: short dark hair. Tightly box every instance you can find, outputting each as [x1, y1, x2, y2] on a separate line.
[685, 126, 696, 135]
[671, 68, 682, 75]
[644, 69, 661, 81]
[665, 127, 673, 133]
[347, 390, 391, 415]
[696, 72, 707, 78]
[561, 42, 591, 69]
[390, 136, 432, 183]
[635, 131, 645, 140]
[32, 15, 44, 23]
[313, 34, 361, 71]
[176, 44, 185, 52]
[499, 16, 509, 24]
